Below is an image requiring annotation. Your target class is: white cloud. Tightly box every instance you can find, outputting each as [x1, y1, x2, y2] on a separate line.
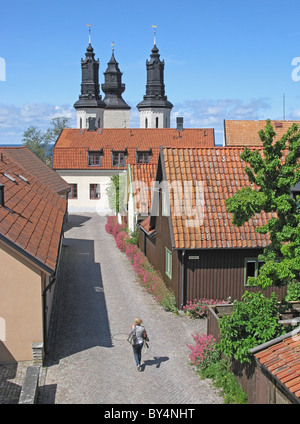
[0, 98, 272, 145]
[0, 102, 76, 144]
[171, 98, 271, 144]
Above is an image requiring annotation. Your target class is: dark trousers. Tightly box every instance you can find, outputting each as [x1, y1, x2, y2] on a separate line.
[132, 342, 143, 366]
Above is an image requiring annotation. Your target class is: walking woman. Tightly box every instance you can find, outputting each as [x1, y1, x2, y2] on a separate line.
[130, 317, 147, 371]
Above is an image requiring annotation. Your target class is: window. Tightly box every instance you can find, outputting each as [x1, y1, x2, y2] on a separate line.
[156, 117, 159, 128]
[165, 248, 172, 279]
[244, 258, 264, 286]
[145, 118, 148, 128]
[136, 149, 151, 164]
[69, 184, 78, 199]
[90, 184, 100, 199]
[88, 150, 103, 166]
[112, 151, 126, 167]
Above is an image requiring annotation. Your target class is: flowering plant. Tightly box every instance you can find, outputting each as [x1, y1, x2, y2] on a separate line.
[105, 217, 178, 313]
[183, 298, 229, 319]
[105, 216, 118, 234]
[187, 333, 219, 370]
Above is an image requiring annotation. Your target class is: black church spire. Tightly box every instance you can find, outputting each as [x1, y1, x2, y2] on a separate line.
[101, 49, 130, 110]
[137, 41, 173, 110]
[74, 41, 106, 110]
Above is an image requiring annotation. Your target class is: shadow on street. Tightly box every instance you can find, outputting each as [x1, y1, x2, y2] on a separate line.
[44, 235, 112, 367]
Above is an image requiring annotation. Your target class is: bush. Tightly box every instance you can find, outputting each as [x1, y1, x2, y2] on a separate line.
[105, 216, 118, 234]
[115, 230, 130, 252]
[200, 358, 248, 404]
[285, 281, 300, 302]
[183, 298, 229, 319]
[218, 291, 285, 364]
[132, 251, 178, 313]
[187, 333, 219, 369]
[125, 243, 140, 262]
[187, 333, 247, 404]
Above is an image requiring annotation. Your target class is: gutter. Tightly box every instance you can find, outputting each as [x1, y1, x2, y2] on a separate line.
[250, 326, 300, 355]
[0, 233, 54, 275]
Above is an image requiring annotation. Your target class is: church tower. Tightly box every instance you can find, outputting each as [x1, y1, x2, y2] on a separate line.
[74, 34, 106, 129]
[137, 34, 173, 128]
[102, 45, 131, 128]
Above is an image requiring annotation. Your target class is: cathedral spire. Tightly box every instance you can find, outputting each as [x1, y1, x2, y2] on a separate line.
[101, 42, 130, 128]
[74, 28, 105, 129]
[137, 30, 173, 128]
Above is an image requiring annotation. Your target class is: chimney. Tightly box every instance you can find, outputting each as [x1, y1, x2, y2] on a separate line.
[88, 117, 96, 131]
[0, 184, 4, 207]
[176, 117, 184, 131]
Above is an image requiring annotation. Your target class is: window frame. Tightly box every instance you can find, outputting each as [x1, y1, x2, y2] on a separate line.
[111, 150, 127, 167]
[88, 150, 103, 166]
[69, 183, 78, 199]
[136, 149, 152, 164]
[244, 257, 264, 286]
[89, 183, 101, 200]
[165, 247, 172, 279]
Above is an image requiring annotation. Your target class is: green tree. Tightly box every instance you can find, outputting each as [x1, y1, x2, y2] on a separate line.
[218, 291, 285, 363]
[225, 120, 300, 289]
[23, 117, 70, 166]
[106, 173, 127, 214]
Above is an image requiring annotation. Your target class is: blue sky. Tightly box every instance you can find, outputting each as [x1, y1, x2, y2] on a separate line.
[1, 0, 300, 145]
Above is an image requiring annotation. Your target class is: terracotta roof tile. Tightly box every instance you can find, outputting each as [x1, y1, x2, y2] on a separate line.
[0, 150, 67, 272]
[53, 128, 215, 170]
[254, 334, 300, 400]
[1, 146, 70, 194]
[224, 120, 300, 146]
[160, 146, 273, 249]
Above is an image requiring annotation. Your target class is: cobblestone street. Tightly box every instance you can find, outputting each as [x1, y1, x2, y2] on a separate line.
[1, 214, 223, 404]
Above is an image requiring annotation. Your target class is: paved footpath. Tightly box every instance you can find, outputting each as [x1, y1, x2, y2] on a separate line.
[17, 214, 224, 404]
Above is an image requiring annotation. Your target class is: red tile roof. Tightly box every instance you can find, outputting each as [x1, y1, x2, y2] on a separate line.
[129, 164, 157, 213]
[159, 146, 273, 249]
[224, 120, 300, 146]
[53, 128, 215, 170]
[138, 216, 156, 236]
[0, 149, 67, 273]
[1, 146, 70, 194]
[254, 331, 300, 401]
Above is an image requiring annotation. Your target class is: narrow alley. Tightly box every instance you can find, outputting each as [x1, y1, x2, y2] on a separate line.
[39, 213, 223, 404]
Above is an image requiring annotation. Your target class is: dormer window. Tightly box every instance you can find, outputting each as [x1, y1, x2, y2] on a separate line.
[136, 149, 152, 164]
[112, 149, 127, 167]
[88, 149, 103, 166]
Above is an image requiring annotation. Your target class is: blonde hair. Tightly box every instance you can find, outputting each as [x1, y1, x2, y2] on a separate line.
[134, 317, 143, 326]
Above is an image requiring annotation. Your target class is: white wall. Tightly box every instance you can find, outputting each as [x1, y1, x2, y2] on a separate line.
[104, 109, 130, 128]
[57, 170, 127, 215]
[139, 108, 171, 128]
[59, 173, 111, 214]
[76, 108, 105, 129]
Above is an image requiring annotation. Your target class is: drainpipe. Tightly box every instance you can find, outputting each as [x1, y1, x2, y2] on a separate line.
[42, 275, 56, 354]
[42, 223, 65, 354]
[143, 231, 146, 255]
[180, 249, 186, 309]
